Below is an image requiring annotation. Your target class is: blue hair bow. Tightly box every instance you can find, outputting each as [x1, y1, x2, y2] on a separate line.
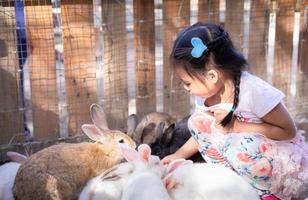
[191, 37, 208, 58]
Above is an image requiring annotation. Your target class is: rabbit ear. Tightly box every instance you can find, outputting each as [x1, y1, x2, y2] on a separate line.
[163, 173, 178, 190]
[139, 123, 157, 144]
[81, 124, 110, 143]
[90, 104, 109, 131]
[119, 143, 139, 162]
[24, 144, 32, 158]
[164, 159, 192, 190]
[137, 144, 151, 162]
[156, 122, 165, 138]
[100, 165, 119, 181]
[6, 151, 27, 163]
[100, 164, 134, 181]
[127, 114, 138, 138]
[133, 120, 155, 144]
[158, 122, 175, 147]
[143, 123, 156, 133]
[166, 159, 193, 174]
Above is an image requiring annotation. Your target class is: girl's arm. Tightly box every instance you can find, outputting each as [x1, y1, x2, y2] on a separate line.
[232, 103, 296, 140]
[174, 137, 199, 158]
[161, 137, 199, 164]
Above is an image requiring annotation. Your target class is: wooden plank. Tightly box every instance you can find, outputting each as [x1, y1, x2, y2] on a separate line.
[101, 0, 128, 129]
[224, 0, 245, 52]
[93, 0, 104, 104]
[266, 0, 276, 84]
[198, 0, 220, 24]
[133, 0, 156, 118]
[154, 1, 164, 113]
[162, 0, 191, 119]
[242, 0, 251, 59]
[61, 3, 97, 136]
[289, 5, 301, 109]
[0, 6, 24, 145]
[273, 0, 296, 100]
[289, 0, 308, 136]
[25, 5, 59, 140]
[299, 1, 308, 74]
[52, 0, 68, 138]
[295, 1, 308, 116]
[247, 0, 268, 79]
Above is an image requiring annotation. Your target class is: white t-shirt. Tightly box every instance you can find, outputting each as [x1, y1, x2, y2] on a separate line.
[194, 71, 285, 123]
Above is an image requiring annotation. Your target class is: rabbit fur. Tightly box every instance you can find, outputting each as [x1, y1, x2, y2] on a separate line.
[120, 144, 170, 200]
[150, 115, 204, 162]
[121, 171, 170, 200]
[13, 104, 136, 200]
[150, 115, 191, 158]
[164, 159, 260, 200]
[133, 113, 204, 163]
[132, 112, 176, 145]
[79, 144, 168, 200]
[78, 162, 134, 200]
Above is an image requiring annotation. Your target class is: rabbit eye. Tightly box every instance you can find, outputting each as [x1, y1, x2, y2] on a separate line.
[118, 139, 125, 143]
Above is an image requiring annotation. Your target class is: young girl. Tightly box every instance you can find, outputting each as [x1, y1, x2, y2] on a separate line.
[162, 22, 308, 200]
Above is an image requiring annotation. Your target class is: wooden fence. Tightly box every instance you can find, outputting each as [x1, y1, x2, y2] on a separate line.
[0, 0, 307, 146]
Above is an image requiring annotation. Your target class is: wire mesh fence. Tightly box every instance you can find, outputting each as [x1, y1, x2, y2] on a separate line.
[0, 0, 307, 150]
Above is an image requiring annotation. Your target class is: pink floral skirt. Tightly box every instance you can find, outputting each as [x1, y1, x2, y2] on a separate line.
[188, 111, 308, 200]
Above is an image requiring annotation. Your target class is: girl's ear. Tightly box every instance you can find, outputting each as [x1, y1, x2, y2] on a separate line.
[206, 69, 219, 83]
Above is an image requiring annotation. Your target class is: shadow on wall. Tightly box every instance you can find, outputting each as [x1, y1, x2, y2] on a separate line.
[0, 67, 75, 144]
[0, 39, 7, 58]
[0, 50, 72, 145]
[0, 63, 25, 145]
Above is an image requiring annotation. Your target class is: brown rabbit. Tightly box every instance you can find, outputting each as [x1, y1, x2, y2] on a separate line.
[13, 104, 136, 200]
[132, 112, 176, 145]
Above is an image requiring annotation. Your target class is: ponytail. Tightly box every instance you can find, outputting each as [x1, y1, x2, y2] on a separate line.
[220, 71, 241, 127]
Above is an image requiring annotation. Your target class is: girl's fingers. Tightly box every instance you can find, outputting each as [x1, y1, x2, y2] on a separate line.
[161, 157, 170, 165]
[161, 155, 173, 165]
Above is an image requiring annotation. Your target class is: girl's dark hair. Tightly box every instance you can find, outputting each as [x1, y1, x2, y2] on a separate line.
[170, 22, 247, 126]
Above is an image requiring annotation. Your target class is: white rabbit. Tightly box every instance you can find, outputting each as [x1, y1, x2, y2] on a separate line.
[78, 162, 134, 200]
[0, 151, 28, 200]
[164, 159, 260, 200]
[79, 143, 167, 200]
[120, 144, 170, 200]
[121, 171, 170, 200]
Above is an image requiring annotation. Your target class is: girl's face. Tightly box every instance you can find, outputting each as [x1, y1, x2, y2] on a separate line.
[175, 67, 222, 99]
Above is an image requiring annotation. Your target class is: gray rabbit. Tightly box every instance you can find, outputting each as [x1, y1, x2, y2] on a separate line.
[133, 113, 203, 162]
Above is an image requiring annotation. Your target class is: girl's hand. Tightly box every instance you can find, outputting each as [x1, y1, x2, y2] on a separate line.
[161, 153, 183, 165]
